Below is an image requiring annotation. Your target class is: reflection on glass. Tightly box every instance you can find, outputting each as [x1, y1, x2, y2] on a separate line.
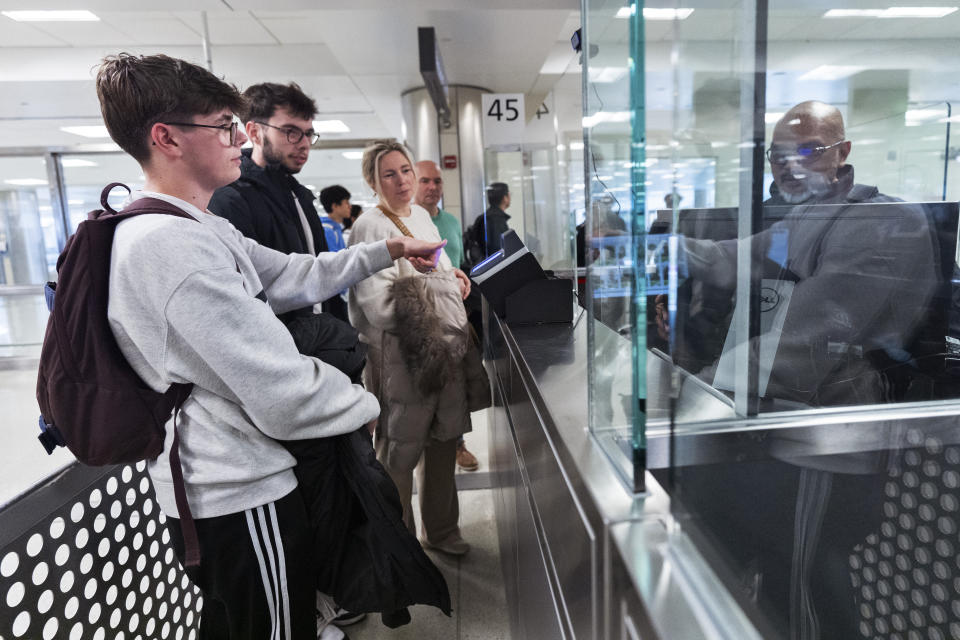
[0, 156, 55, 285]
[584, 0, 960, 636]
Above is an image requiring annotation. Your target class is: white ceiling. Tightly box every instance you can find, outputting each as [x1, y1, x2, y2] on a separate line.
[2, 1, 959, 152]
[0, 1, 582, 150]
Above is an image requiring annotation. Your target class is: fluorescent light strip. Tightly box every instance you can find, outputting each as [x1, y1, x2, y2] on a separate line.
[313, 120, 350, 134]
[905, 108, 946, 121]
[2, 10, 99, 22]
[823, 7, 958, 18]
[879, 7, 958, 18]
[60, 159, 97, 168]
[644, 8, 694, 20]
[582, 111, 631, 128]
[823, 9, 885, 17]
[617, 7, 694, 20]
[589, 67, 628, 83]
[60, 125, 111, 138]
[342, 151, 364, 160]
[798, 65, 866, 81]
[5, 178, 48, 186]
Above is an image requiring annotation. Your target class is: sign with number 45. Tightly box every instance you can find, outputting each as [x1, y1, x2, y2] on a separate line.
[481, 93, 524, 148]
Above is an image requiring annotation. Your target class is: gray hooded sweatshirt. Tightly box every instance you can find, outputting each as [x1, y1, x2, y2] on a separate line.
[108, 191, 393, 519]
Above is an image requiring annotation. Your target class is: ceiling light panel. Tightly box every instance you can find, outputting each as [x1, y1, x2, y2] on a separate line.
[313, 120, 350, 134]
[822, 7, 959, 18]
[879, 7, 958, 18]
[2, 10, 99, 22]
[60, 125, 111, 138]
[822, 9, 886, 18]
[643, 8, 695, 20]
[798, 65, 866, 81]
[616, 7, 695, 20]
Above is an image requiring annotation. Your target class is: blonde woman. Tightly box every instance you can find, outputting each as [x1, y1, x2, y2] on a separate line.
[348, 140, 481, 555]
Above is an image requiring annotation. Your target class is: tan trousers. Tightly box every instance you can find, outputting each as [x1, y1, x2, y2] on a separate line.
[375, 435, 461, 545]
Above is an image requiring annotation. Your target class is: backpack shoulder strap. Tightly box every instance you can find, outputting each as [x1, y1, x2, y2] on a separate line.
[94, 183, 198, 223]
[120, 197, 197, 221]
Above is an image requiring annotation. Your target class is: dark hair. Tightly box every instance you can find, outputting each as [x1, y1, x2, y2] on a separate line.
[487, 182, 510, 208]
[242, 82, 317, 122]
[343, 204, 363, 230]
[96, 53, 245, 163]
[319, 185, 351, 213]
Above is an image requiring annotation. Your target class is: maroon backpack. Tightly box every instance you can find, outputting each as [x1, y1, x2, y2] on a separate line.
[36, 183, 201, 566]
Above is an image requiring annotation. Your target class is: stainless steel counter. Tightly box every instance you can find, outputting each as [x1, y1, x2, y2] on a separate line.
[487, 310, 761, 639]
[489, 305, 960, 639]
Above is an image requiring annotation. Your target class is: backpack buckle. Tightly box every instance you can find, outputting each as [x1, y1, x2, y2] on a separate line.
[44, 282, 56, 312]
[37, 416, 65, 454]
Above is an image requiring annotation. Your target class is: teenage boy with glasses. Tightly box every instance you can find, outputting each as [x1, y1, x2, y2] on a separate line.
[208, 82, 351, 323]
[97, 53, 444, 640]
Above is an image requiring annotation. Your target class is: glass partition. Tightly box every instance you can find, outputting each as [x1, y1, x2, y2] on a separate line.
[584, 0, 960, 636]
[482, 86, 579, 275]
[582, 0, 645, 491]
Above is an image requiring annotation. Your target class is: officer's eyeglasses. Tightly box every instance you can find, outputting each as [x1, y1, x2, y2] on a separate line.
[163, 120, 240, 146]
[255, 121, 320, 145]
[765, 140, 845, 166]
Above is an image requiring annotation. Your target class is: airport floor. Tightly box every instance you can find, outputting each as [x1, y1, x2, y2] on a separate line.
[2, 362, 510, 639]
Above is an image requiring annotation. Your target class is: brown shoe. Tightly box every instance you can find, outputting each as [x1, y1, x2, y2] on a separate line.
[456, 442, 479, 471]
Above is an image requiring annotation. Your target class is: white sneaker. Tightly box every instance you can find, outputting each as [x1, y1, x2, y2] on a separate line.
[317, 624, 346, 640]
[333, 609, 367, 626]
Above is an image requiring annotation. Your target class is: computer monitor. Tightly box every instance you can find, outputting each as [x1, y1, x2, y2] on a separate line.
[651, 201, 960, 405]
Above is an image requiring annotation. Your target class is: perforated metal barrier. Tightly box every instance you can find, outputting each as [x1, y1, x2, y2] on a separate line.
[0, 461, 202, 639]
[851, 430, 960, 640]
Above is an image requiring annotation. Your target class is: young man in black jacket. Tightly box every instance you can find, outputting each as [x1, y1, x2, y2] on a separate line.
[208, 82, 351, 324]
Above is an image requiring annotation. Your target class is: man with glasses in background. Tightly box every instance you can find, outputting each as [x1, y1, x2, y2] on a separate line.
[207, 82, 362, 635]
[670, 100, 941, 639]
[765, 100, 852, 205]
[209, 83, 352, 321]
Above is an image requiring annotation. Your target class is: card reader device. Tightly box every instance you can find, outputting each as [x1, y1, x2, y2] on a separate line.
[469, 229, 572, 325]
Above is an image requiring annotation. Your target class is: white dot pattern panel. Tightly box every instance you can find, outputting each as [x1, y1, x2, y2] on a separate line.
[0, 463, 203, 638]
[851, 433, 960, 639]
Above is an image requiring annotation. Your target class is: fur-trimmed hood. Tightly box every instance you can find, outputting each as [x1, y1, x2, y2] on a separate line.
[393, 274, 468, 397]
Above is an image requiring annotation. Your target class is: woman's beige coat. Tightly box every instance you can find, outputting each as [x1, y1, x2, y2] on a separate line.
[347, 205, 472, 468]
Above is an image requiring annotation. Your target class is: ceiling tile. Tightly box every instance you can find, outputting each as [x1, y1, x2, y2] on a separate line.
[254, 15, 328, 44]
[8, 20, 134, 47]
[98, 12, 202, 46]
[0, 18, 67, 47]
[173, 11, 279, 45]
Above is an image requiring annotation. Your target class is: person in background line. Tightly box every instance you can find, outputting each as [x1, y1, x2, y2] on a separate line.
[414, 161, 463, 269]
[474, 182, 511, 258]
[342, 204, 363, 245]
[319, 185, 351, 253]
[349, 140, 478, 557]
[414, 160, 480, 473]
[348, 204, 363, 227]
[208, 82, 350, 323]
[96, 53, 444, 640]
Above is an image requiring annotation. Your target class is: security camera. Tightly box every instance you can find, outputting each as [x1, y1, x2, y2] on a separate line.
[571, 28, 599, 59]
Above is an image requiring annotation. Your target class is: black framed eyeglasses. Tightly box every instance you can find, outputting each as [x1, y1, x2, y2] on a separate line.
[163, 120, 240, 146]
[255, 121, 320, 145]
[765, 140, 845, 166]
